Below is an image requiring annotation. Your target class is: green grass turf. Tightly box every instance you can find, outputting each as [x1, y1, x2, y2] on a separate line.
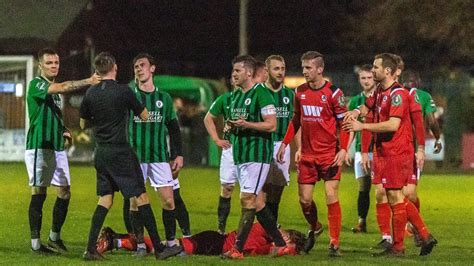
[0, 162, 473, 265]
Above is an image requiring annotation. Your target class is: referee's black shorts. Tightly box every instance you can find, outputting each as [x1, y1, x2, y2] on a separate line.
[94, 144, 146, 199]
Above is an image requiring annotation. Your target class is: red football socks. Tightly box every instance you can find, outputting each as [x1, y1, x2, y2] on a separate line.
[327, 201, 341, 247]
[391, 203, 407, 252]
[376, 203, 392, 237]
[405, 198, 430, 240]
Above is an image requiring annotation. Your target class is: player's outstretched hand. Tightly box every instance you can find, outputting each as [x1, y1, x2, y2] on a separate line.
[331, 149, 346, 167]
[276, 143, 287, 164]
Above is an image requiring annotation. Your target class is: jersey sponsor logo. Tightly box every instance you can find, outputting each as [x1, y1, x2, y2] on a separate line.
[230, 108, 249, 120]
[338, 95, 345, 106]
[321, 95, 327, 102]
[391, 94, 402, 106]
[302, 105, 323, 117]
[244, 98, 252, 105]
[134, 111, 163, 123]
[283, 96, 290, 104]
[155, 100, 163, 108]
[275, 107, 291, 118]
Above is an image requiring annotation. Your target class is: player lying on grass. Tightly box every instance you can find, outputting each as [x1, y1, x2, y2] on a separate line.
[97, 223, 307, 257]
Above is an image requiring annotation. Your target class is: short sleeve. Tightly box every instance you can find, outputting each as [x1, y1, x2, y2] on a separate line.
[409, 88, 422, 113]
[389, 91, 407, 118]
[330, 88, 347, 119]
[209, 94, 225, 116]
[257, 85, 275, 109]
[28, 78, 49, 100]
[424, 91, 437, 114]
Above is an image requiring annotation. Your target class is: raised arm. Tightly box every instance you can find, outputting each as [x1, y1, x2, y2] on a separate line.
[47, 73, 101, 94]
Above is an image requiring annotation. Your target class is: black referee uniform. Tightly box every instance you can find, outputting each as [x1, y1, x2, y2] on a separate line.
[80, 80, 145, 198]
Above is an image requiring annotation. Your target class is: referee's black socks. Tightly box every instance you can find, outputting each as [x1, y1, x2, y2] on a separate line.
[29, 194, 46, 240]
[123, 198, 133, 234]
[130, 210, 145, 244]
[86, 205, 108, 253]
[138, 204, 165, 252]
[235, 208, 256, 252]
[256, 205, 286, 247]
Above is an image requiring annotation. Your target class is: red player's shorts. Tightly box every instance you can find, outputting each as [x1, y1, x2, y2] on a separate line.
[406, 154, 420, 185]
[372, 154, 412, 189]
[297, 154, 341, 184]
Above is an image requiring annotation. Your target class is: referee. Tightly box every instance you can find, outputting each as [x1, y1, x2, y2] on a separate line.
[80, 52, 182, 260]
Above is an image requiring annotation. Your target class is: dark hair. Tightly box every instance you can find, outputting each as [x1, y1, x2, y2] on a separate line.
[94, 52, 116, 75]
[401, 69, 422, 87]
[256, 60, 266, 70]
[301, 51, 324, 67]
[37, 48, 58, 61]
[232, 55, 257, 75]
[391, 54, 404, 71]
[265, 55, 285, 68]
[133, 53, 156, 66]
[286, 229, 306, 254]
[359, 64, 373, 73]
[374, 53, 398, 75]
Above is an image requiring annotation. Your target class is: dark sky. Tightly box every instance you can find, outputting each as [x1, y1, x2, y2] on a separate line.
[56, 0, 365, 82]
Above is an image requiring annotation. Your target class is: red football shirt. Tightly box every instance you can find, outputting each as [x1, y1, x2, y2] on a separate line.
[223, 223, 273, 255]
[366, 83, 420, 113]
[367, 82, 414, 157]
[291, 81, 347, 157]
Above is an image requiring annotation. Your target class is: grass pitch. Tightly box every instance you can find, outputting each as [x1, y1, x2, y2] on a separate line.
[0, 162, 473, 265]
